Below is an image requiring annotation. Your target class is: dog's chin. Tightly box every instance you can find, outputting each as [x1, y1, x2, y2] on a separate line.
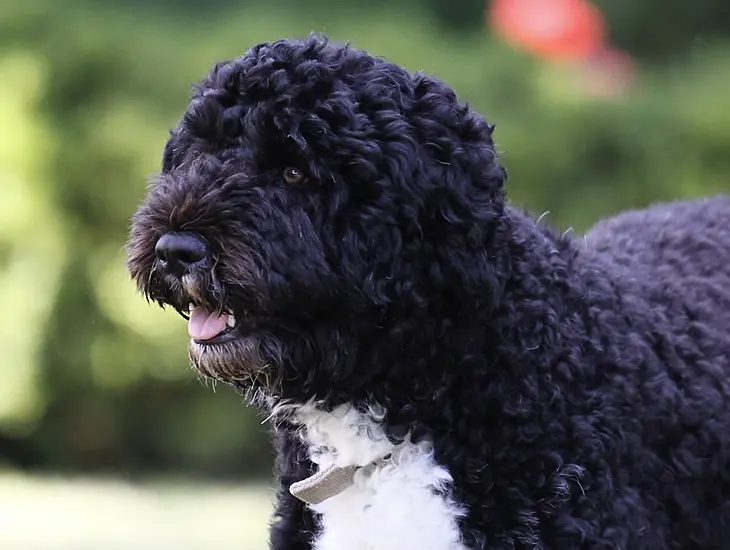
[188, 333, 270, 386]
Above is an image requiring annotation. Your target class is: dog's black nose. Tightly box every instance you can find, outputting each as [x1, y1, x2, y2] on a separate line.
[155, 232, 208, 274]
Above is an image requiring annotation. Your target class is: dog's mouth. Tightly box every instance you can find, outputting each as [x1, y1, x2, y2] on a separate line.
[178, 303, 270, 345]
[175, 299, 278, 391]
[187, 304, 238, 344]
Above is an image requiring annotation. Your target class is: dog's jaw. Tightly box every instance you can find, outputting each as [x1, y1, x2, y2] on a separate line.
[188, 331, 274, 387]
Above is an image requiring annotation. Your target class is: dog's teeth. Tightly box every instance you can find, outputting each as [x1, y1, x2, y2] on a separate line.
[188, 303, 196, 313]
[226, 314, 236, 328]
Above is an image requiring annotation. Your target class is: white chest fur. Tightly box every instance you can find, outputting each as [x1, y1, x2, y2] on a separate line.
[291, 404, 469, 550]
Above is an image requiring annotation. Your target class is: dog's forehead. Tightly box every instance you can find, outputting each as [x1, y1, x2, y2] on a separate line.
[166, 42, 421, 168]
[212, 37, 390, 95]
[164, 36, 489, 177]
[193, 38, 417, 123]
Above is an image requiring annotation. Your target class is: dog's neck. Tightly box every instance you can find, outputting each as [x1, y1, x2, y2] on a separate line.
[280, 402, 468, 550]
[265, 208, 606, 434]
[281, 403, 407, 504]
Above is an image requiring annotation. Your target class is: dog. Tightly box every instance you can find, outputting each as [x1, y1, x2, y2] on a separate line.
[127, 35, 730, 550]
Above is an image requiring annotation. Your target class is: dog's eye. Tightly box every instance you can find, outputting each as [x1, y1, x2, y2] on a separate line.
[283, 167, 306, 185]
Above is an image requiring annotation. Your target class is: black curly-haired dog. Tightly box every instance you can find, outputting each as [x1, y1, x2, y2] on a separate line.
[127, 35, 730, 549]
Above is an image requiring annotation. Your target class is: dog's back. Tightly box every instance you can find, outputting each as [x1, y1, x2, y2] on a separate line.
[582, 195, 730, 547]
[584, 195, 730, 283]
[583, 195, 730, 350]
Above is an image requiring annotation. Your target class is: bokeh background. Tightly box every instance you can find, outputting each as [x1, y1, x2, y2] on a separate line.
[1, 0, 729, 548]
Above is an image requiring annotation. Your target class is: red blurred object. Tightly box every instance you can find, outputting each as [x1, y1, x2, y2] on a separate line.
[489, 0, 607, 62]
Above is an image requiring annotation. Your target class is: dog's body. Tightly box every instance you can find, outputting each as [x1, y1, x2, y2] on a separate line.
[269, 198, 730, 550]
[127, 36, 730, 549]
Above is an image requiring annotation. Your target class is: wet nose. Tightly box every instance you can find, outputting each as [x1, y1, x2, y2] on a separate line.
[155, 232, 208, 274]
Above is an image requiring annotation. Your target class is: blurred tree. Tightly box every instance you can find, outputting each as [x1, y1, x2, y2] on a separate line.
[422, 0, 486, 30]
[593, 0, 730, 62]
[36, 0, 730, 58]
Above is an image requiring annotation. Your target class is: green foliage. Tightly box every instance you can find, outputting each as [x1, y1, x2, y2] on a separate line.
[593, 0, 730, 62]
[0, 3, 728, 478]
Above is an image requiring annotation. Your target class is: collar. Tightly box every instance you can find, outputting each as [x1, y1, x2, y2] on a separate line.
[289, 449, 398, 505]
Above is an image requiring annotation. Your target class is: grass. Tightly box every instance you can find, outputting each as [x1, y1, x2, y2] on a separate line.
[0, 473, 274, 550]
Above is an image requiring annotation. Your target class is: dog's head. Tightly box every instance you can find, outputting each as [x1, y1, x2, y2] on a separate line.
[127, 35, 507, 405]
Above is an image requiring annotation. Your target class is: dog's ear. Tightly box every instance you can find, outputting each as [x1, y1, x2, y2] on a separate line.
[406, 74, 507, 230]
[404, 96, 509, 309]
[416, 149, 509, 312]
[333, 139, 509, 315]
[323, 81, 509, 313]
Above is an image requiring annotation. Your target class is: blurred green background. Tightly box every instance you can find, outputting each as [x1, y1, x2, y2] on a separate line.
[1, 0, 729, 547]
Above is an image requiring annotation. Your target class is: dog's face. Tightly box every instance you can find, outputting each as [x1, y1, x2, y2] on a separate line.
[127, 36, 506, 404]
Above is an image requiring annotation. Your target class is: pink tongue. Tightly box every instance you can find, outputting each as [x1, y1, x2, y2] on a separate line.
[188, 308, 228, 341]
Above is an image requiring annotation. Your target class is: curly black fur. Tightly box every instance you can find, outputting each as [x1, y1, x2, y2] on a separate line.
[127, 35, 730, 549]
